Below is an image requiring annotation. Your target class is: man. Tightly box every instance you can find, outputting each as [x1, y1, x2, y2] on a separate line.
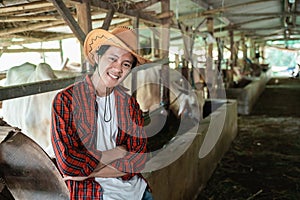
[51, 26, 153, 200]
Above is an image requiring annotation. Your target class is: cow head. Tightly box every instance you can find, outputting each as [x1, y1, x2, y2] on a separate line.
[122, 63, 203, 124]
[169, 77, 202, 124]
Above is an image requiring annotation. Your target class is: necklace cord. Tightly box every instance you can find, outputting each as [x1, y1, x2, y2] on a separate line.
[104, 87, 112, 122]
[97, 66, 112, 122]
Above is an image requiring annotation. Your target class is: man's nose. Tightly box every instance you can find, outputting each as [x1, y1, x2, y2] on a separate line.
[112, 60, 123, 71]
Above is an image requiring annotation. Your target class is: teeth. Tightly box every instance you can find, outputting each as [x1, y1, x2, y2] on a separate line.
[109, 73, 119, 79]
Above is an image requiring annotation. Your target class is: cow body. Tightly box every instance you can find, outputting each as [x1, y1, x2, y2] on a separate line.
[122, 64, 204, 121]
[2, 62, 77, 156]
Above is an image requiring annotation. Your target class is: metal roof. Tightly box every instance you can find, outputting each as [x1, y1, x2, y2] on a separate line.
[0, 0, 299, 49]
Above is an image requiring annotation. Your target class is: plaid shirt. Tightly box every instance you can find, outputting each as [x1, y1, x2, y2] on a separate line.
[51, 75, 147, 200]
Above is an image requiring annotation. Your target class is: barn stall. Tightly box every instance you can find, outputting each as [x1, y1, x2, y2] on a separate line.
[0, 0, 298, 199]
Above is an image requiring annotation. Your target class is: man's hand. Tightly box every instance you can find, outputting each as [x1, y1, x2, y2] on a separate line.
[62, 146, 128, 181]
[100, 145, 127, 165]
[63, 175, 89, 181]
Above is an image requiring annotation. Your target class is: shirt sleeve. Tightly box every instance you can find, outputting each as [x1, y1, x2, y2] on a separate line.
[110, 97, 148, 178]
[51, 91, 102, 177]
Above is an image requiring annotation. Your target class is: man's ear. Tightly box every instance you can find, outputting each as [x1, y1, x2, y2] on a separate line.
[94, 54, 100, 65]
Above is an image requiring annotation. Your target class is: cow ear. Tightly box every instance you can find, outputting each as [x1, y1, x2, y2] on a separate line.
[172, 81, 189, 95]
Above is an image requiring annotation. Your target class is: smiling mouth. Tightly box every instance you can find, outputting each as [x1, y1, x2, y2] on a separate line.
[108, 72, 120, 80]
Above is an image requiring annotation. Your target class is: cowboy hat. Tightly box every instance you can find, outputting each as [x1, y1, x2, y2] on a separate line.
[84, 26, 149, 67]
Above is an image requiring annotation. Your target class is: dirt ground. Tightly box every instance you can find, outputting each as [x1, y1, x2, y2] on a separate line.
[197, 77, 300, 200]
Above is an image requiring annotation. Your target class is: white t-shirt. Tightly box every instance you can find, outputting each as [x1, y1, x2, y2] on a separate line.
[95, 92, 147, 200]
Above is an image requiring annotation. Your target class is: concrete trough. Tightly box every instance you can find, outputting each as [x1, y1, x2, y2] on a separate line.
[143, 99, 238, 200]
[225, 70, 272, 115]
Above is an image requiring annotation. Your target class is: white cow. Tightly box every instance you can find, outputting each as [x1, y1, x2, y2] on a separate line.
[1, 62, 78, 157]
[175, 66, 205, 114]
[122, 64, 204, 121]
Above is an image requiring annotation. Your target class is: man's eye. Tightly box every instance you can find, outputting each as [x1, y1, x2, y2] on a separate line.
[123, 63, 132, 68]
[108, 57, 117, 62]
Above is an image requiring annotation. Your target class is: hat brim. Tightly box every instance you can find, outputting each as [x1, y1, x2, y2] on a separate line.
[84, 29, 149, 67]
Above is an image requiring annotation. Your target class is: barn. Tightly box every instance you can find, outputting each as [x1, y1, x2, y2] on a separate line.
[0, 0, 299, 199]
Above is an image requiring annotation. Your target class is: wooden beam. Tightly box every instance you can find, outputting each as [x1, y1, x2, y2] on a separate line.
[76, 0, 92, 34]
[101, 8, 115, 30]
[0, 21, 64, 37]
[2, 34, 41, 42]
[190, 0, 210, 10]
[232, 26, 284, 31]
[0, 76, 84, 101]
[0, 1, 53, 13]
[133, 0, 161, 10]
[50, 0, 86, 45]
[0, 7, 64, 20]
[180, 10, 293, 20]
[0, 0, 41, 7]
[2, 48, 61, 53]
[230, 16, 278, 27]
[71, 0, 163, 25]
[72, 0, 160, 11]
[190, 0, 231, 26]
[156, 11, 174, 19]
[207, 0, 278, 15]
[217, 25, 284, 32]
[189, 0, 278, 17]
[220, 12, 300, 17]
[0, 15, 62, 22]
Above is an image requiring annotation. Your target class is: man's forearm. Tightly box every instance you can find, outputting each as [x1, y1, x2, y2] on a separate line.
[90, 165, 127, 178]
[63, 146, 128, 181]
[100, 145, 127, 165]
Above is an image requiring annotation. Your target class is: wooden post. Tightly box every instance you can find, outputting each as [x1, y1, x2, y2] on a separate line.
[249, 39, 256, 62]
[261, 42, 266, 63]
[101, 8, 115, 30]
[234, 41, 239, 67]
[50, 0, 86, 45]
[241, 32, 247, 72]
[226, 30, 235, 87]
[76, 0, 92, 34]
[131, 15, 140, 99]
[206, 17, 214, 98]
[216, 38, 223, 72]
[175, 54, 179, 68]
[59, 40, 63, 64]
[160, 0, 170, 110]
[206, 17, 214, 62]
[229, 30, 234, 71]
[76, 0, 92, 72]
[178, 22, 193, 82]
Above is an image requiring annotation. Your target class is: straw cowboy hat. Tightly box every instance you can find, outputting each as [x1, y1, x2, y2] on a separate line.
[84, 26, 149, 67]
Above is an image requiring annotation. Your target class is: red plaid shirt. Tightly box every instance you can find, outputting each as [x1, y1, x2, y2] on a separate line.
[51, 75, 148, 200]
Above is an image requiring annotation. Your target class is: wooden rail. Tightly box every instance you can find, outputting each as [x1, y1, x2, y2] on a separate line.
[0, 75, 84, 101]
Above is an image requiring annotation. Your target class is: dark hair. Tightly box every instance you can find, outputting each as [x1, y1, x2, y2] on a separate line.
[95, 45, 137, 69]
[96, 45, 110, 56]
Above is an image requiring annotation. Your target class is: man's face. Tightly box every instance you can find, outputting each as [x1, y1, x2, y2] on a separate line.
[96, 46, 135, 88]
